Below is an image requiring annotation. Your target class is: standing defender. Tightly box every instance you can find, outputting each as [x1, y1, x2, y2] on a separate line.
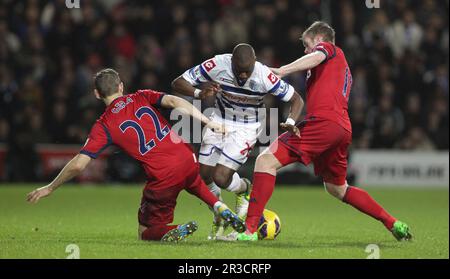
[237, 22, 412, 241]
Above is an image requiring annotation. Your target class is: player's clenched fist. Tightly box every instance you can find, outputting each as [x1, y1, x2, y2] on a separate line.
[280, 122, 300, 138]
[199, 82, 221, 99]
[206, 121, 227, 135]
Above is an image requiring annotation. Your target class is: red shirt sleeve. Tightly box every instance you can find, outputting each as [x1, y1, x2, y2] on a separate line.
[137, 89, 165, 107]
[80, 121, 112, 159]
[313, 42, 336, 61]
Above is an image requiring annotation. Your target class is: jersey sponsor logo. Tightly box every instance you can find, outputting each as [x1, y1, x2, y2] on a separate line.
[222, 92, 261, 104]
[202, 59, 217, 72]
[267, 72, 279, 85]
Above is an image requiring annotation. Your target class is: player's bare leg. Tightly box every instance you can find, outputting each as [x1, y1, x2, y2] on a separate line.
[200, 163, 223, 201]
[323, 181, 348, 200]
[204, 164, 250, 240]
[200, 164, 215, 188]
[253, 150, 283, 175]
[213, 164, 252, 216]
[324, 181, 412, 241]
[200, 164, 226, 208]
[200, 163, 227, 239]
[214, 164, 252, 223]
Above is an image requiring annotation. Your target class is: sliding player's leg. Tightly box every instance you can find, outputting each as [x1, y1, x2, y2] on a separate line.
[141, 222, 199, 243]
[139, 223, 180, 241]
[138, 184, 198, 242]
[185, 169, 246, 233]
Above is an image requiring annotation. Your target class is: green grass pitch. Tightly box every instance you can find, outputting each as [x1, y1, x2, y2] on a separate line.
[0, 184, 448, 259]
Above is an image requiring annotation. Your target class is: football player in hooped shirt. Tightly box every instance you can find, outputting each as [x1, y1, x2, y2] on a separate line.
[237, 22, 412, 241]
[172, 44, 304, 239]
[26, 68, 246, 242]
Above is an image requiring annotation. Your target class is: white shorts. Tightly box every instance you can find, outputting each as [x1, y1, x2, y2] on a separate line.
[198, 116, 262, 171]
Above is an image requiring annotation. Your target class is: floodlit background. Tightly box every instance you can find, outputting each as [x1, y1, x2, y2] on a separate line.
[0, 0, 448, 260]
[0, 0, 448, 186]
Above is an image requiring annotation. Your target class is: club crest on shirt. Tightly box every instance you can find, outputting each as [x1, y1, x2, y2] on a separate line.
[189, 67, 201, 80]
[249, 80, 258, 91]
[279, 81, 288, 94]
[112, 97, 134, 114]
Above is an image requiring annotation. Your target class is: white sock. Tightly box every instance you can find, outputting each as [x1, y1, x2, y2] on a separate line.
[226, 173, 247, 194]
[209, 183, 224, 217]
[213, 201, 224, 213]
[208, 182, 222, 199]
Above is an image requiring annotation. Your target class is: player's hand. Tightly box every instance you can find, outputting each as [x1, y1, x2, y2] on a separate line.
[199, 82, 221, 99]
[280, 123, 301, 138]
[27, 185, 53, 204]
[206, 121, 227, 135]
[270, 67, 285, 78]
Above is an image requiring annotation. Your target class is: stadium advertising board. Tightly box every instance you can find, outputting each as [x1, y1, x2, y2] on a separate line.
[351, 151, 449, 187]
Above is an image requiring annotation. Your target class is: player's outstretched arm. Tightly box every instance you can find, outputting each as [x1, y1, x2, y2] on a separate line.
[272, 51, 326, 77]
[26, 154, 92, 204]
[160, 95, 226, 134]
[280, 91, 304, 137]
[171, 76, 220, 99]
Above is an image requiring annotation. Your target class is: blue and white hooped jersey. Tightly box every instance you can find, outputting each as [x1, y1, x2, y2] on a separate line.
[182, 54, 295, 124]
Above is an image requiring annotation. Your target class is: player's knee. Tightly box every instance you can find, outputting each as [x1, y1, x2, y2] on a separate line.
[324, 182, 347, 200]
[212, 170, 232, 189]
[200, 167, 213, 185]
[255, 153, 277, 173]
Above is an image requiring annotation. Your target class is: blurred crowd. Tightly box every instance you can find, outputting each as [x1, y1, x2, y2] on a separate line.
[0, 0, 448, 181]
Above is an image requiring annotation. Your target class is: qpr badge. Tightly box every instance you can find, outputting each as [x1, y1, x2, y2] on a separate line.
[249, 80, 258, 91]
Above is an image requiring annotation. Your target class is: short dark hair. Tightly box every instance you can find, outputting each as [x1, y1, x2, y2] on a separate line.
[94, 68, 121, 98]
[302, 21, 335, 43]
[232, 43, 256, 63]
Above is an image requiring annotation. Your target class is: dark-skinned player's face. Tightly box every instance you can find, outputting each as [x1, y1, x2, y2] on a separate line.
[232, 59, 255, 85]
